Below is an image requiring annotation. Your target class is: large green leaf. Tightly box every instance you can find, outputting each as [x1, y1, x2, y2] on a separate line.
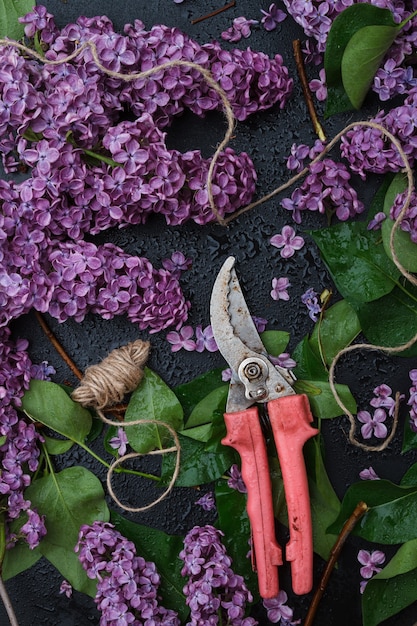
[293, 336, 328, 382]
[25, 466, 109, 596]
[259, 330, 290, 357]
[327, 479, 417, 544]
[381, 173, 417, 272]
[311, 222, 400, 304]
[2, 537, 41, 580]
[304, 437, 341, 561]
[111, 510, 188, 622]
[22, 380, 92, 444]
[324, 4, 396, 116]
[363, 565, 417, 626]
[161, 433, 236, 487]
[294, 379, 356, 419]
[341, 23, 399, 109]
[215, 482, 259, 599]
[174, 368, 225, 419]
[309, 299, 361, 366]
[0, 0, 34, 39]
[354, 285, 417, 356]
[124, 367, 183, 454]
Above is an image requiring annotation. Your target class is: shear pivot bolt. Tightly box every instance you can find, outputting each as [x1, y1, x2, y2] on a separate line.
[249, 387, 267, 400]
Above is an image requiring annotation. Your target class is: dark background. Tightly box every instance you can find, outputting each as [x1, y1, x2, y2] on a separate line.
[2, 1, 417, 624]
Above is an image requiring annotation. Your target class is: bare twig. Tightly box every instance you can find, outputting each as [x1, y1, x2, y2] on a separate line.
[0, 575, 19, 626]
[191, 1, 236, 25]
[293, 39, 326, 142]
[34, 311, 83, 380]
[304, 501, 369, 626]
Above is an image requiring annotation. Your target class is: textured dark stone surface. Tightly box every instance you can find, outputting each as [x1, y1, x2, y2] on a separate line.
[2, 2, 417, 625]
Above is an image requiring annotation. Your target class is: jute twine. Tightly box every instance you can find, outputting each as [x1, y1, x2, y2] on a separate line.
[71, 340, 181, 513]
[3, 38, 417, 451]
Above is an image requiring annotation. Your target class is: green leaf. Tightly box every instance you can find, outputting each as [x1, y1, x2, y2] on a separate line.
[215, 482, 259, 599]
[309, 299, 361, 366]
[354, 285, 417, 356]
[184, 385, 227, 430]
[327, 479, 417, 544]
[259, 330, 290, 357]
[294, 379, 357, 419]
[124, 367, 183, 454]
[324, 4, 397, 116]
[110, 510, 188, 622]
[2, 539, 41, 580]
[174, 368, 225, 419]
[161, 433, 237, 487]
[43, 435, 74, 455]
[304, 437, 341, 561]
[341, 24, 399, 109]
[381, 173, 417, 272]
[293, 336, 328, 382]
[402, 417, 417, 453]
[311, 222, 400, 304]
[25, 466, 109, 596]
[400, 462, 417, 486]
[0, 0, 34, 39]
[22, 380, 92, 444]
[362, 566, 417, 626]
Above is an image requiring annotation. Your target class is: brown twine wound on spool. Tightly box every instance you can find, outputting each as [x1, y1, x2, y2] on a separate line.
[3, 38, 417, 450]
[71, 340, 181, 513]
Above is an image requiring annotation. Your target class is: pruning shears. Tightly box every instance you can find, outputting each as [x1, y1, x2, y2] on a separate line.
[210, 256, 319, 599]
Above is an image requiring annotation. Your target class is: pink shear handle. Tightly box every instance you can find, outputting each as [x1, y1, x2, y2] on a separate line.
[222, 407, 283, 599]
[268, 394, 318, 595]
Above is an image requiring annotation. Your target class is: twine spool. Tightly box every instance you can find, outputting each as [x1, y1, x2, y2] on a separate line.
[71, 340, 181, 512]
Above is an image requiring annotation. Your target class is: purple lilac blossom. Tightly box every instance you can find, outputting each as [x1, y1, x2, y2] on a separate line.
[0, 328, 46, 552]
[166, 326, 196, 352]
[358, 549, 385, 579]
[76, 521, 180, 625]
[195, 492, 216, 512]
[221, 17, 259, 43]
[301, 288, 322, 322]
[309, 68, 327, 101]
[0, 5, 294, 338]
[260, 4, 287, 31]
[370, 384, 400, 417]
[180, 525, 257, 625]
[359, 467, 380, 480]
[270, 226, 305, 258]
[389, 188, 417, 243]
[109, 427, 129, 456]
[195, 324, 218, 353]
[357, 409, 388, 440]
[367, 212, 386, 231]
[271, 277, 291, 301]
[227, 464, 247, 494]
[59, 580, 73, 598]
[263, 590, 294, 623]
[408, 369, 417, 432]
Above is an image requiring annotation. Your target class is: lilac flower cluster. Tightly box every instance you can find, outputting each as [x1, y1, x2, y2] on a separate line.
[166, 324, 218, 352]
[340, 86, 417, 199]
[0, 327, 46, 551]
[0, 5, 296, 337]
[76, 521, 180, 625]
[179, 524, 257, 626]
[357, 383, 400, 440]
[282, 142, 364, 223]
[407, 369, 417, 432]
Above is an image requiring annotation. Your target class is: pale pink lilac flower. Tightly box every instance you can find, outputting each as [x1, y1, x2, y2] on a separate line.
[271, 277, 291, 301]
[221, 17, 259, 43]
[59, 580, 73, 598]
[109, 427, 128, 456]
[357, 409, 388, 440]
[166, 326, 196, 352]
[359, 467, 380, 481]
[309, 68, 327, 101]
[358, 549, 385, 580]
[195, 324, 218, 353]
[270, 226, 305, 259]
[370, 384, 399, 417]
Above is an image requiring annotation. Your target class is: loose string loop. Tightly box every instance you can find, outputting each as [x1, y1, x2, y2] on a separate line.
[71, 340, 181, 512]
